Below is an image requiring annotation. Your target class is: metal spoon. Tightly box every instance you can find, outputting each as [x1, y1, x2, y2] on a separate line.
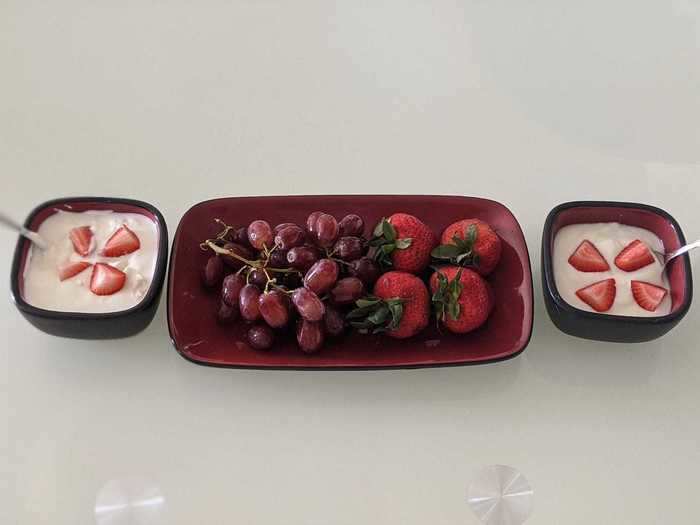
[653, 239, 700, 268]
[0, 212, 48, 249]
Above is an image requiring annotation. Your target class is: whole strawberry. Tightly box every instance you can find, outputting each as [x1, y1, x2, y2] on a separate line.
[432, 219, 501, 276]
[430, 266, 493, 334]
[347, 271, 429, 339]
[369, 213, 435, 274]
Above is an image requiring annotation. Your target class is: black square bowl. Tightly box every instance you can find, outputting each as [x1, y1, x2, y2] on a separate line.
[10, 197, 168, 339]
[542, 201, 693, 343]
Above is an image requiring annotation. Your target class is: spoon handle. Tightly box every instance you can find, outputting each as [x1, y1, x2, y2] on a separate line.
[0, 212, 24, 232]
[666, 239, 700, 263]
[0, 212, 48, 249]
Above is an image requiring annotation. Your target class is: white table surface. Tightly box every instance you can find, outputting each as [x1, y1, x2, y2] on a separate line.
[2, 2, 699, 524]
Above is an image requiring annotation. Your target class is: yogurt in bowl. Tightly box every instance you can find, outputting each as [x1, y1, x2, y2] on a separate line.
[553, 222, 671, 317]
[23, 210, 159, 313]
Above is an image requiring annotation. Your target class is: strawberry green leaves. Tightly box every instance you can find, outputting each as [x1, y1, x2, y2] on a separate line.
[431, 268, 463, 322]
[431, 223, 480, 268]
[346, 295, 405, 334]
[369, 218, 412, 269]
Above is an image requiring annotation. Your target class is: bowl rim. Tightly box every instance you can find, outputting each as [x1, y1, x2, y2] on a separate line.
[167, 194, 535, 370]
[10, 196, 169, 321]
[542, 200, 693, 325]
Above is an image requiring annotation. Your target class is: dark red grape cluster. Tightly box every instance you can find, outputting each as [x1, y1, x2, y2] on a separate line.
[199, 213, 380, 354]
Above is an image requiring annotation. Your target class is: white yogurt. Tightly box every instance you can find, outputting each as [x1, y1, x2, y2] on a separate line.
[23, 210, 159, 313]
[553, 222, 671, 317]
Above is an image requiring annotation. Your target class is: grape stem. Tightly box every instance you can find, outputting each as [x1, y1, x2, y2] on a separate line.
[205, 241, 258, 266]
[331, 257, 352, 267]
[204, 240, 299, 275]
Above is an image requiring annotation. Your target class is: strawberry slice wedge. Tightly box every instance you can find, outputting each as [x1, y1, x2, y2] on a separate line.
[575, 278, 616, 312]
[69, 226, 93, 256]
[58, 261, 92, 281]
[568, 240, 609, 272]
[102, 225, 140, 257]
[631, 280, 668, 312]
[615, 240, 655, 272]
[90, 263, 127, 295]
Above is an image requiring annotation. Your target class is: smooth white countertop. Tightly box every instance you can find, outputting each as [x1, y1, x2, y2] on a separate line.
[2, 2, 699, 523]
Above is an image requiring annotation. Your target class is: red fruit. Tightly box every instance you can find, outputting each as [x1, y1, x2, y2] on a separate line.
[429, 266, 493, 334]
[69, 226, 93, 256]
[58, 261, 92, 281]
[615, 240, 655, 272]
[102, 225, 140, 257]
[247, 220, 273, 250]
[217, 301, 238, 324]
[258, 291, 290, 328]
[296, 319, 325, 353]
[433, 219, 502, 276]
[89, 263, 127, 295]
[329, 277, 364, 305]
[220, 242, 255, 270]
[338, 214, 364, 237]
[297, 319, 325, 354]
[575, 278, 616, 312]
[370, 214, 435, 274]
[202, 256, 224, 288]
[568, 240, 610, 272]
[631, 281, 668, 312]
[348, 271, 429, 339]
[323, 305, 346, 337]
[314, 214, 340, 248]
[306, 211, 324, 234]
[248, 324, 275, 350]
[303, 259, 339, 295]
[291, 287, 325, 322]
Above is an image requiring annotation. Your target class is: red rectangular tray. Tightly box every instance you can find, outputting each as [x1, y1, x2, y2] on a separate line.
[167, 195, 533, 369]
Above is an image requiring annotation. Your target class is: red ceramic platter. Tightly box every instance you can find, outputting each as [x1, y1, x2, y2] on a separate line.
[167, 195, 533, 369]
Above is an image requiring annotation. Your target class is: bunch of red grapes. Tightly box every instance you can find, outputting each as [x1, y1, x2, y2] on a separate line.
[200, 213, 379, 353]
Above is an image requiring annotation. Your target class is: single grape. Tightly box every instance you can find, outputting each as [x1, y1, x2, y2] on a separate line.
[217, 300, 238, 324]
[315, 213, 339, 247]
[221, 242, 255, 270]
[274, 222, 298, 235]
[296, 319, 324, 354]
[333, 236, 364, 261]
[291, 287, 325, 322]
[248, 324, 275, 350]
[233, 227, 252, 248]
[221, 273, 245, 306]
[239, 284, 262, 321]
[258, 291, 290, 328]
[348, 257, 381, 287]
[287, 245, 320, 272]
[304, 259, 339, 295]
[275, 225, 306, 250]
[329, 277, 364, 305]
[306, 211, 324, 234]
[268, 249, 290, 269]
[247, 220, 273, 250]
[202, 256, 224, 288]
[338, 214, 364, 237]
[323, 305, 346, 337]
[248, 268, 269, 289]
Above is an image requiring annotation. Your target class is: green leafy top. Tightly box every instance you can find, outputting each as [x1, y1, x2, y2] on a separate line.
[431, 269, 464, 322]
[346, 295, 405, 334]
[430, 224, 480, 268]
[368, 218, 412, 269]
